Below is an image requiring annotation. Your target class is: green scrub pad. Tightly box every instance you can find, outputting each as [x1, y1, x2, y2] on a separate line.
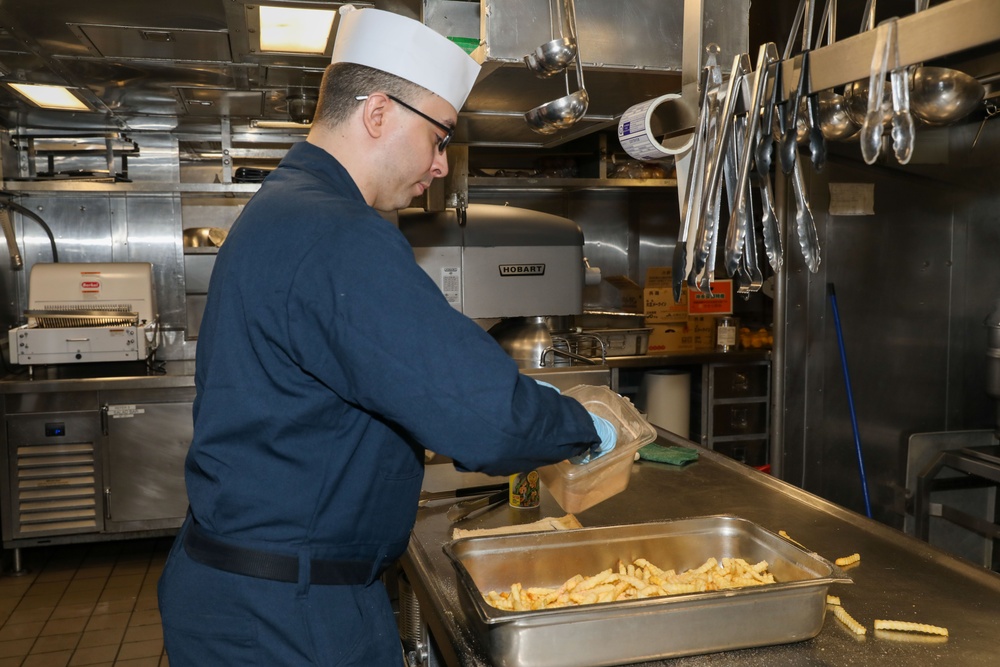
[638, 443, 699, 466]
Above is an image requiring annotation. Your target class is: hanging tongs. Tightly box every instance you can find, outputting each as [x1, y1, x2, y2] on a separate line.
[690, 53, 746, 295]
[686, 52, 726, 294]
[673, 50, 719, 303]
[888, 19, 914, 164]
[791, 56, 823, 274]
[775, 0, 822, 274]
[724, 45, 773, 280]
[724, 114, 755, 294]
[859, 19, 893, 164]
[753, 54, 784, 274]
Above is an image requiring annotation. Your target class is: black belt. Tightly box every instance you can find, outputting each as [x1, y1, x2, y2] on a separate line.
[183, 519, 375, 586]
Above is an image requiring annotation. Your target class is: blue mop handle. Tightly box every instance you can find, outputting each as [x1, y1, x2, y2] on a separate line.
[827, 283, 873, 519]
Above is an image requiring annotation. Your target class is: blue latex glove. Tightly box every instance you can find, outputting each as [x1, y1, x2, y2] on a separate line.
[535, 380, 560, 393]
[570, 413, 617, 464]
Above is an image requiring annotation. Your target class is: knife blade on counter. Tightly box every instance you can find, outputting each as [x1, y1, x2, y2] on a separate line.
[418, 482, 508, 505]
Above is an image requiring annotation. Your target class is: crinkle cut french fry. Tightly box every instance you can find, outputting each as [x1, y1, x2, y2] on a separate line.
[574, 568, 613, 593]
[874, 629, 949, 644]
[482, 556, 778, 611]
[778, 530, 808, 550]
[826, 594, 841, 606]
[835, 553, 861, 567]
[874, 620, 949, 636]
[833, 605, 867, 635]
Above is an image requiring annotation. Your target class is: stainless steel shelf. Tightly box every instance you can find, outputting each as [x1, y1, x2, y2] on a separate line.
[0, 181, 261, 194]
[467, 177, 678, 191]
[1, 178, 676, 194]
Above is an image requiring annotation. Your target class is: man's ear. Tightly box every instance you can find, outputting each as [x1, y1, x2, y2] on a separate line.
[358, 93, 389, 140]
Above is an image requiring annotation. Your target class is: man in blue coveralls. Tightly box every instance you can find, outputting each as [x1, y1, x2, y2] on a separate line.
[158, 5, 604, 665]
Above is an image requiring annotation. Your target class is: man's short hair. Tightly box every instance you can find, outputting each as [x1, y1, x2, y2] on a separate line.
[313, 62, 429, 127]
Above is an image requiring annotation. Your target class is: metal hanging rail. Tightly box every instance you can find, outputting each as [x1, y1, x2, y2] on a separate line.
[777, 0, 1000, 100]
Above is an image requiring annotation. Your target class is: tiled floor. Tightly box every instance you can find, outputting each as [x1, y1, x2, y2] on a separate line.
[0, 537, 172, 667]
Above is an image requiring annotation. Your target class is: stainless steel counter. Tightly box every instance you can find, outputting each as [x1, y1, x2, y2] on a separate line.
[0, 361, 197, 549]
[603, 350, 770, 370]
[0, 351, 767, 393]
[0, 360, 196, 394]
[403, 431, 1000, 666]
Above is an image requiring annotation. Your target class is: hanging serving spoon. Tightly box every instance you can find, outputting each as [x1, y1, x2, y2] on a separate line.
[780, 49, 812, 175]
[801, 50, 827, 170]
[756, 59, 781, 180]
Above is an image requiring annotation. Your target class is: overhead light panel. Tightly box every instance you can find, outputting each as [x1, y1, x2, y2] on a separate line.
[7, 83, 90, 111]
[258, 5, 336, 54]
[251, 119, 312, 130]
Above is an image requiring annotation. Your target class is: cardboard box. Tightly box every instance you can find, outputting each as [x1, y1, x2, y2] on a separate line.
[689, 315, 717, 350]
[688, 279, 733, 315]
[643, 268, 688, 322]
[645, 267, 675, 288]
[647, 320, 695, 354]
[604, 275, 643, 313]
[644, 288, 689, 322]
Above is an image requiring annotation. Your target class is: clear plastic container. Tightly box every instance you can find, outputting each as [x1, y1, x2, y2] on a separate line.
[538, 385, 657, 513]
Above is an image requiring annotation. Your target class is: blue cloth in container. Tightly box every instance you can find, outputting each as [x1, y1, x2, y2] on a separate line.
[570, 414, 617, 465]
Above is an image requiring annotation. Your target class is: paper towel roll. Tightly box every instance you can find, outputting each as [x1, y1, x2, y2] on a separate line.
[638, 370, 691, 438]
[617, 93, 697, 161]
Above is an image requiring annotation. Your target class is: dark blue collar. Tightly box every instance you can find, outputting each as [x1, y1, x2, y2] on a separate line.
[278, 141, 366, 204]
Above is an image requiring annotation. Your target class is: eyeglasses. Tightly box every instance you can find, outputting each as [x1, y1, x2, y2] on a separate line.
[355, 94, 454, 153]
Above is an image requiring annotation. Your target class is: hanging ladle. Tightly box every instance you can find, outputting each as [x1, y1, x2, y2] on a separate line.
[524, 60, 589, 134]
[907, 0, 984, 125]
[843, 0, 893, 128]
[802, 50, 827, 170]
[524, 0, 578, 77]
[525, 38, 577, 77]
[524, 0, 589, 133]
[812, 0, 861, 141]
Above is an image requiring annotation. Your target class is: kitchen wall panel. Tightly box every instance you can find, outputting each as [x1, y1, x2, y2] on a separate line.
[779, 144, 999, 529]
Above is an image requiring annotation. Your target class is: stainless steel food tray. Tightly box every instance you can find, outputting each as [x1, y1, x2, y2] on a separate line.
[581, 328, 651, 357]
[443, 515, 852, 667]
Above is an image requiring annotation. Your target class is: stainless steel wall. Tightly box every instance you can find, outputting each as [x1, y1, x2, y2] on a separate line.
[0, 132, 251, 362]
[777, 120, 1000, 528]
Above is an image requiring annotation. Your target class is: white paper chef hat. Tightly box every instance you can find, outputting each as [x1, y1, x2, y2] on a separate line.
[331, 6, 481, 112]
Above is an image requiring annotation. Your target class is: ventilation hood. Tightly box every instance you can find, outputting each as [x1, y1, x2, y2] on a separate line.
[0, 0, 749, 148]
